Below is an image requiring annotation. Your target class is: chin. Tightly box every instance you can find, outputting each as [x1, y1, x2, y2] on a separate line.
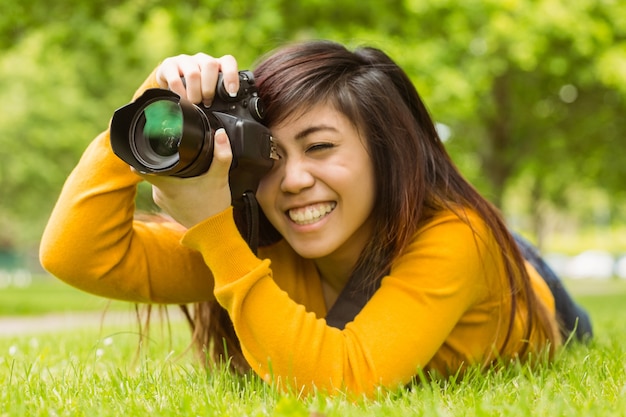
[290, 242, 333, 260]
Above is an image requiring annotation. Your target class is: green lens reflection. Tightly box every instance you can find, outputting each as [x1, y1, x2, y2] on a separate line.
[142, 101, 183, 157]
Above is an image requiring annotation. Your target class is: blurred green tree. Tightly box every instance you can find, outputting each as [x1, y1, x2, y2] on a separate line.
[381, 0, 626, 246]
[0, 0, 624, 254]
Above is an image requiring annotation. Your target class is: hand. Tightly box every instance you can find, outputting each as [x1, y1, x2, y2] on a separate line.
[155, 53, 240, 107]
[136, 128, 233, 229]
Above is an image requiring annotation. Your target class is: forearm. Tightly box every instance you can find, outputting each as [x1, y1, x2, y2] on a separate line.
[40, 129, 145, 296]
[40, 69, 215, 303]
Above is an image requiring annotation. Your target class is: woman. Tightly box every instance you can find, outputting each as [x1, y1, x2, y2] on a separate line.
[40, 40, 591, 397]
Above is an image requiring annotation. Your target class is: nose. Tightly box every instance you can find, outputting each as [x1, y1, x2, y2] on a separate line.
[280, 158, 315, 194]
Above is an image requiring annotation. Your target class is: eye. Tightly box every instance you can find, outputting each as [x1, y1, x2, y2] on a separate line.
[306, 142, 335, 153]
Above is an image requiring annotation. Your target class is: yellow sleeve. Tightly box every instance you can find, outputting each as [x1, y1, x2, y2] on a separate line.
[39, 69, 215, 304]
[182, 208, 500, 397]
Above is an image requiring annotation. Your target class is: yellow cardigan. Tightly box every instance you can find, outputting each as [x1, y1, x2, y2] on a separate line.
[40, 71, 558, 397]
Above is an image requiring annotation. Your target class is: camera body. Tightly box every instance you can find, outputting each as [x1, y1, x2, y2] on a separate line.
[109, 71, 277, 207]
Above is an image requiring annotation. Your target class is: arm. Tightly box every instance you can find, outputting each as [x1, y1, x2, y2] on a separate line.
[182, 208, 498, 396]
[39, 69, 214, 303]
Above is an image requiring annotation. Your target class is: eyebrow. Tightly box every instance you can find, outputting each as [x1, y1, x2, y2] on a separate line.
[294, 124, 339, 141]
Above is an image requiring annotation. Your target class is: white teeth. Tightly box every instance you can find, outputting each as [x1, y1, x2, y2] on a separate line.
[288, 202, 336, 225]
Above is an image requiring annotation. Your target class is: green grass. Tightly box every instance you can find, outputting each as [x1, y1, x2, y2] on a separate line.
[0, 275, 129, 315]
[1, 279, 625, 416]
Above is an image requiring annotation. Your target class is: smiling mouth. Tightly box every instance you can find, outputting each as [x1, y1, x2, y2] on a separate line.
[288, 202, 337, 225]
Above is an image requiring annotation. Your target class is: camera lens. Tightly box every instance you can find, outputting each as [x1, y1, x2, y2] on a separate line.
[132, 99, 183, 169]
[111, 87, 218, 177]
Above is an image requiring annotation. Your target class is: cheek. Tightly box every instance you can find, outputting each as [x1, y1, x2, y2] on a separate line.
[354, 162, 377, 216]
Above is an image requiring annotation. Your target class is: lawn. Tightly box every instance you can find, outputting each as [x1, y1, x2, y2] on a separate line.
[0, 275, 129, 316]
[0, 277, 625, 416]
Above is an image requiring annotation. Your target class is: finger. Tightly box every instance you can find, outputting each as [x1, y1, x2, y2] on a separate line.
[175, 55, 206, 104]
[156, 55, 191, 96]
[155, 58, 174, 88]
[216, 55, 239, 98]
[210, 128, 233, 177]
[156, 54, 211, 103]
[194, 53, 220, 106]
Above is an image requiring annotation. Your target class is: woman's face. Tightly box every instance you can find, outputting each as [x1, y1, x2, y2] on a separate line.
[256, 104, 376, 264]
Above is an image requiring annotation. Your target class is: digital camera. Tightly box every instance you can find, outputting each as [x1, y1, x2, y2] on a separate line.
[109, 71, 277, 206]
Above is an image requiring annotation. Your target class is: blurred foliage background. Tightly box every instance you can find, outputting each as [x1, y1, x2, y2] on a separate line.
[0, 0, 625, 270]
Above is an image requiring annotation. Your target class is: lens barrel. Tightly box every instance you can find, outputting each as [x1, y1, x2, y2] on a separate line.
[110, 88, 216, 177]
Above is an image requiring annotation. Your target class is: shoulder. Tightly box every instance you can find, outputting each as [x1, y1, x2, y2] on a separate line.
[372, 208, 506, 329]
[418, 206, 490, 233]
[410, 207, 497, 260]
[388, 207, 503, 295]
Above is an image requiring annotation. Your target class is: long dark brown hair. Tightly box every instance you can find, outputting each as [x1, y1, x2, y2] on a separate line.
[187, 40, 560, 372]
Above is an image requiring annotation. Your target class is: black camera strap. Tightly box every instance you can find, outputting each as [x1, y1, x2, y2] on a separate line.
[325, 270, 385, 330]
[241, 191, 260, 255]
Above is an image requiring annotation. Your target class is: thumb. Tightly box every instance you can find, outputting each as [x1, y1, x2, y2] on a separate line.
[211, 128, 233, 174]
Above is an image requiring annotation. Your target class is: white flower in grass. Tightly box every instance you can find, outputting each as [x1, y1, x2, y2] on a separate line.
[96, 348, 105, 358]
[29, 338, 39, 349]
